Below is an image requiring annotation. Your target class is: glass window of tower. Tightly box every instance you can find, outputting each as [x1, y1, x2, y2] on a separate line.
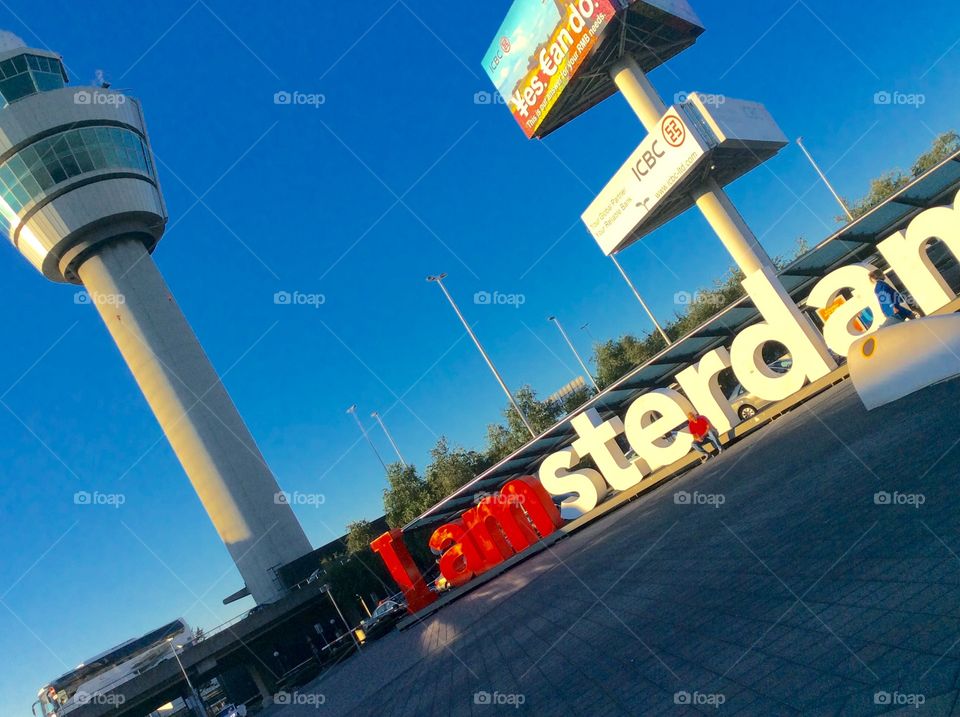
[0, 53, 66, 106]
[0, 126, 153, 215]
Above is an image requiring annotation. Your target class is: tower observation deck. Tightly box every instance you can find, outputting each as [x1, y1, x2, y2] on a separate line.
[0, 38, 311, 603]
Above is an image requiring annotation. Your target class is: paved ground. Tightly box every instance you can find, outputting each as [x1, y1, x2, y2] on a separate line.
[269, 377, 960, 716]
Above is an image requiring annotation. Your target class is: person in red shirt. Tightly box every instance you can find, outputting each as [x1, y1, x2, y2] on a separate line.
[687, 411, 723, 460]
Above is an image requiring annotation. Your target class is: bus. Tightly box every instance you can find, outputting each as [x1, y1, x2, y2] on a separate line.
[33, 618, 192, 717]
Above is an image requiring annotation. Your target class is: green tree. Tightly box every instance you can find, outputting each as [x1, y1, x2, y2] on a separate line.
[911, 130, 959, 176]
[382, 463, 431, 529]
[425, 437, 485, 503]
[594, 332, 666, 389]
[843, 130, 959, 220]
[844, 170, 910, 220]
[345, 519, 378, 554]
[559, 384, 595, 414]
[484, 385, 563, 462]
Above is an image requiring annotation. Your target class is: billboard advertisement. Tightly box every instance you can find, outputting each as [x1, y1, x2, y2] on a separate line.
[482, 0, 618, 139]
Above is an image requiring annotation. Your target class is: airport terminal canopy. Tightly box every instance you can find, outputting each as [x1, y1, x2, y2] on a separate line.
[404, 151, 960, 531]
[483, 0, 704, 139]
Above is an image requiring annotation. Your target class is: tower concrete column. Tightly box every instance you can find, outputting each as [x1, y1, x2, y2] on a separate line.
[0, 41, 313, 604]
[75, 236, 312, 603]
[246, 662, 274, 707]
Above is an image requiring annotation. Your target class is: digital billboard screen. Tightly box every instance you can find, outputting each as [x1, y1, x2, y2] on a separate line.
[482, 0, 618, 139]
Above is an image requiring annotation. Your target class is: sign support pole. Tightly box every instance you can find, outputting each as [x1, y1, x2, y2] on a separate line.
[608, 55, 776, 276]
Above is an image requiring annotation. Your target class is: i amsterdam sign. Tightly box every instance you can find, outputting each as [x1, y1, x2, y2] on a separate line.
[372, 188, 960, 614]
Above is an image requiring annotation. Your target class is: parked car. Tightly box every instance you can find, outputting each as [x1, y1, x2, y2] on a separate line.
[360, 599, 405, 639]
[727, 357, 792, 420]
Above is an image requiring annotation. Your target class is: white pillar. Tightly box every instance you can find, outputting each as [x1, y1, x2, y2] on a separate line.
[692, 177, 776, 274]
[76, 236, 312, 603]
[609, 55, 667, 130]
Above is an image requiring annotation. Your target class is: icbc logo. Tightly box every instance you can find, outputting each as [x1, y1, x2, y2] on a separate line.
[661, 114, 686, 147]
[500, 36, 511, 53]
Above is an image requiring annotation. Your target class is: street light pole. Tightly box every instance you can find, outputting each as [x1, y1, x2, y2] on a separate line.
[346, 404, 387, 471]
[371, 411, 406, 467]
[797, 137, 855, 221]
[323, 584, 361, 651]
[609, 255, 672, 345]
[426, 273, 536, 438]
[356, 593, 372, 617]
[547, 315, 599, 391]
[166, 639, 203, 716]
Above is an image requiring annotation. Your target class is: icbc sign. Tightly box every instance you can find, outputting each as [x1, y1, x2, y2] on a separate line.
[661, 113, 686, 147]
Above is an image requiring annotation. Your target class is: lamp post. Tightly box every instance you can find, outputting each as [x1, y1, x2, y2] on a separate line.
[371, 411, 407, 467]
[609, 255, 672, 345]
[356, 593, 372, 617]
[797, 136, 855, 221]
[547, 315, 599, 391]
[323, 584, 361, 651]
[166, 639, 203, 716]
[346, 404, 387, 471]
[426, 273, 535, 437]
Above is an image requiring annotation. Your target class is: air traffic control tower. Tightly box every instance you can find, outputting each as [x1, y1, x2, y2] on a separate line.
[0, 34, 311, 603]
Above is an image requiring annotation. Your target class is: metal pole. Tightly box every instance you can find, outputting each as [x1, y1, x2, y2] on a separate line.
[324, 585, 361, 651]
[797, 136, 855, 221]
[167, 641, 203, 716]
[371, 411, 407, 467]
[609, 255, 672, 345]
[357, 594, 372, 617]
[346, 404, 387, 471]
[548, 315, 599, 391]
[427, 273, 536, 437]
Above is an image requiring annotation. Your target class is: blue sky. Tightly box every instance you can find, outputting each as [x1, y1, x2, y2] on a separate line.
[1, 0, 959, 712]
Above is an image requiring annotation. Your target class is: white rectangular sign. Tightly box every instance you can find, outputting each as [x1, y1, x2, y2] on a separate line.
[689, 95, 787, 148]
[582, 105, 711, 255]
